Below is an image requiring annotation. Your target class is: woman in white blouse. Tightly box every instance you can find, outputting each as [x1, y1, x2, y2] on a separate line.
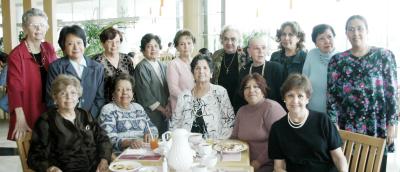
[170, 54, 235, 139]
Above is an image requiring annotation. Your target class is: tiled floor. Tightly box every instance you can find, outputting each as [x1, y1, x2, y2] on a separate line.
[0, 120, 22, 172]
[0, 119, 399, 172]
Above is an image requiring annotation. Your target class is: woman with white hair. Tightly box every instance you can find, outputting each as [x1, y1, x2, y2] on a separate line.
[7, 8, 57, 140]
[212, 25, 250, 112]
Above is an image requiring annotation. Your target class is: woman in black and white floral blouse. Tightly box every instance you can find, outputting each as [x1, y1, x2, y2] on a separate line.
[170, 54, 235, 139]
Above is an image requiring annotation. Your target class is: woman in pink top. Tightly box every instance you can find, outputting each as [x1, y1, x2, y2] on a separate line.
[231, 73, 286, 172]
[166, 30, 196, 113]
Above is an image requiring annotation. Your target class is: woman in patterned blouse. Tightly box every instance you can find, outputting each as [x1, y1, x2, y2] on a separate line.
[94, 27, 135, 103]
[170, 54, 235, 139]
[327, 15, 398, 172]
[98, 73, 158, 153]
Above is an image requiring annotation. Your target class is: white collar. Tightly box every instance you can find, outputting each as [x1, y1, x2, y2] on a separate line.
[69, 56, 87, 67]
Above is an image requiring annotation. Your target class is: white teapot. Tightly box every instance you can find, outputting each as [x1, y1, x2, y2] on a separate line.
[163, 129, 195, 172]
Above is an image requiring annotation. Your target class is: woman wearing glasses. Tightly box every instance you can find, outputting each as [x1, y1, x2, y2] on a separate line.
[327, 15, 398, 172]
[212, 25, 250, 113]
[28, 75, 111, 172]
[7, 8, 57, 140]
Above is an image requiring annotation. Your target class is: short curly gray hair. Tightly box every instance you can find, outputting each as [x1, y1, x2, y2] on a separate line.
[22, 8, 48, 27]
[51, 74, 83, 100]
[219, 25, 242, 45]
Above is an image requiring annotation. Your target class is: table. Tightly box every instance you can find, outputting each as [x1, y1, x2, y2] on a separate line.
[113, 139, 253, 172]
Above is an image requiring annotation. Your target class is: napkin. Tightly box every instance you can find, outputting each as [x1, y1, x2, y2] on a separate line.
[221, 152, 241, 161]
[118, 148, 161, 160]
[118, 154, 161, 160]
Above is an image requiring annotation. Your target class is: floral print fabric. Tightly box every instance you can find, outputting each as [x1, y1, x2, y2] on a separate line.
[170, 84, 235, 139]
[94, 53, 135, 103]
[327, 47, 398, 149]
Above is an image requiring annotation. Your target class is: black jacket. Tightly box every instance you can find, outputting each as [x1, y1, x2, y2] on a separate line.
[236, 61, 285, 111]
[28, 108, 112, 172]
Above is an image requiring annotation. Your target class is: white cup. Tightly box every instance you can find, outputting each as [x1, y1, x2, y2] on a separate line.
[201, 155, 218, 168]
[198, 142, 212, 156]
[191, 164, 207, 172]
[189, 133, 203, 145]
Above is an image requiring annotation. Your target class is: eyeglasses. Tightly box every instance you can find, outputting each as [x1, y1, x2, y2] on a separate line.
[346, 26, 365, 33]
[58, 91, 78, 98]
[28, 23, 48, 29]
[222, 37, 238, 43]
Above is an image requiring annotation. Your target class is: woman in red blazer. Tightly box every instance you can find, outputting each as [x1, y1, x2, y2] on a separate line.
[7, 8, 57, 140]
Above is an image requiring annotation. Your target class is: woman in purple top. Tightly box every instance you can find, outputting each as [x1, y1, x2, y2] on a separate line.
[231, 73, 286, 172]
[327, 15, 398, 172]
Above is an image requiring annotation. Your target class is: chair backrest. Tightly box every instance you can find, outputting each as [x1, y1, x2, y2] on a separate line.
[16, 132, 35, 172]
[339, 130, 386, 172]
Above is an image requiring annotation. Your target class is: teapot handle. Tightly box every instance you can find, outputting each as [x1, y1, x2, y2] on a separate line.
[162, 131, 172, 142]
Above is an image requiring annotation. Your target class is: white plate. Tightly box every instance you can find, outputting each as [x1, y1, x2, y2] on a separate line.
[109, 161, 142, 172]
[137, 166, 159, 172]
[213, 140, 248, 153]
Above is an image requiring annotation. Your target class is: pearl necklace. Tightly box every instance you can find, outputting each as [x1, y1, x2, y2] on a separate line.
[249, 62, 265, 76]
[287, 112, 308, 128]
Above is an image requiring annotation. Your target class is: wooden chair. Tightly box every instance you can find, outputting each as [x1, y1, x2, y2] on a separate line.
[339, 130, 386, 172]
[16, 132, 35, 172]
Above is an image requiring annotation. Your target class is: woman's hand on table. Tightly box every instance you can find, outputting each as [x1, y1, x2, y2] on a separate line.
[122, 139, 145, 149]
[130, 139, 145, 149]
[143, 133, 150, 143]
[46, 166, 62, 172]
[96, 159, 108, 172]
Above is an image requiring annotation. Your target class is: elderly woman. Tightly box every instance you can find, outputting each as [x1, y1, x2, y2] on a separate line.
[167, 30, 196, 113]
[269, 74, 347, 172]
[7, 8, 57, 140]
[239, 34, 285, 107]
[231, 73, 286, 172]
[98, 73, 158, 153]
[28, 74, 112, 172]
[171, 54, 235, 139]
[134, 33, 170, 135]
[46, 25, 105, 118]
[302, 24, 338, 114]
[212, 25, 250, 112]
[327, 15, 398, 172]
[271, 21, 307, 80]
[94, 27, 135, 103]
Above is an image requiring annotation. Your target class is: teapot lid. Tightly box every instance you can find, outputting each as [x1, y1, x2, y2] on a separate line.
[173, 128, 189, 136]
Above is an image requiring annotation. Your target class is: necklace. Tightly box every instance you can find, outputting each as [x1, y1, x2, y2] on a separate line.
[223, 53, 236, 74]
[26, 42, 45, 67]
[287, 112, 308, 128]
[249, 62, 265, 76]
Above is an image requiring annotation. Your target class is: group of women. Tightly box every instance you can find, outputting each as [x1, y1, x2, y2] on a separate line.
[5, 7, 397, 172]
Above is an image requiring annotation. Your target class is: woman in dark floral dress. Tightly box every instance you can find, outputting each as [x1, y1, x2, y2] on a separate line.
[327, 15, 398, 172]
[94, 27, 135, 103]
